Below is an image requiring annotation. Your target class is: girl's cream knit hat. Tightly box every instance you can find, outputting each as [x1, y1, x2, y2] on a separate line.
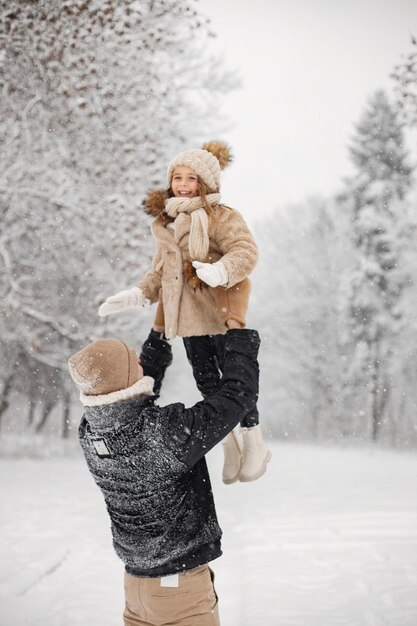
[167, 140, 231, 192]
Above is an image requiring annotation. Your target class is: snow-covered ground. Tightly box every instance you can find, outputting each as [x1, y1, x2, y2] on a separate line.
[1, 441, 417, 626]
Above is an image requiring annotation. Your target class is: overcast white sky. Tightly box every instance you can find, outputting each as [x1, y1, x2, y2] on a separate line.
[198, 0, 417, 225]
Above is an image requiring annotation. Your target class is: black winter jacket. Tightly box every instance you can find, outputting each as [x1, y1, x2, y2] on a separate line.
[78, 329, 260, 577]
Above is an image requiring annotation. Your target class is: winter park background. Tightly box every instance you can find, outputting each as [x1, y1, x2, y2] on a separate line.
[1, 1, 417, 625]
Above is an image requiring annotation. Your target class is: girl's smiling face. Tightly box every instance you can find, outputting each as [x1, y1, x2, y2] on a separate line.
[171, 166, 199, 198]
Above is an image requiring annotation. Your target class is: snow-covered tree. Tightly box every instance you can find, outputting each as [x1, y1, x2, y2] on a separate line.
[340, 89, 413, 441]
[252, 198, 352, 440]
[0, 0, 236, 434]
[391, 35, 417, 128]
[252, 91, 416, 446]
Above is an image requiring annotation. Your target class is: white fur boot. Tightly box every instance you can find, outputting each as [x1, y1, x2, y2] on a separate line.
[222, 430, 243, 485]
[239, 425, 271, 482]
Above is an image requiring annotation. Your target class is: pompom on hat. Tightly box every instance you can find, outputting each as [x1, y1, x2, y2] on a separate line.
[167, 140, 232, 193]
[68, 338, 140, 396]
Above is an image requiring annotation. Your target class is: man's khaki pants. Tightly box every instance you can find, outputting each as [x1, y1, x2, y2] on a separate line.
[123, 564, 220, 626]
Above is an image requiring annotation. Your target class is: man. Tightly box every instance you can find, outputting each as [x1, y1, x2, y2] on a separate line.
[68, 328, 260, 626]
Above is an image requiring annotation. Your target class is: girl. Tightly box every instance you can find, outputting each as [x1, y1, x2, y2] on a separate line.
[99, 141, 271, 483]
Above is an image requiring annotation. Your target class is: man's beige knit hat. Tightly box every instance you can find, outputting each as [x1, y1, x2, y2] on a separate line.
[167, 140, 231, 193]
[68, 338, 140, 396]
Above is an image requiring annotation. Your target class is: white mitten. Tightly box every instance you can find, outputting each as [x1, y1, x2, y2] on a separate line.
[98, 287, 148, 317]
[192, 261, 228, 288]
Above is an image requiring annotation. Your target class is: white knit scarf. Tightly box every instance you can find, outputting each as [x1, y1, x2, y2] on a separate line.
[165, 193, 220, 261]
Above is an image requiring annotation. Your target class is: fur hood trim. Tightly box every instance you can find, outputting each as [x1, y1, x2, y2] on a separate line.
[79, 376, 155, 407]
[145, 189, 167, 217]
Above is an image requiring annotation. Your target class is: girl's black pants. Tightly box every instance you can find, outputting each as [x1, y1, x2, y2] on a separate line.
[140, 330, 259, 428]
[183, 334, 259, 428]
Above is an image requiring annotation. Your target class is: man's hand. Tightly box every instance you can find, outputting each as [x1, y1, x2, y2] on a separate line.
[98, 287, 149, 317]
[192, 261, 228, 288]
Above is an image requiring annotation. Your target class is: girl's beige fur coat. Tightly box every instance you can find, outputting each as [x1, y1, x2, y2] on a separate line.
[138, 193, 258, 339]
